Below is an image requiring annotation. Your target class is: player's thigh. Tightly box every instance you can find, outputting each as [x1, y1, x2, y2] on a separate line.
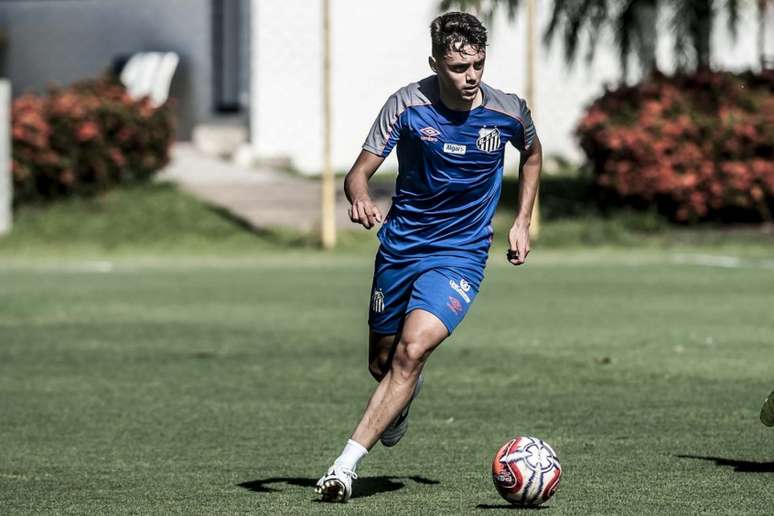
[406, 267, 480, 337]
[390, 309, 449, 374]
[368, 255, 417, 336]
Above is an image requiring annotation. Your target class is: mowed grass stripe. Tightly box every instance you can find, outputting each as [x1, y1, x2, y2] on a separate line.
[1, 255, 772, 514]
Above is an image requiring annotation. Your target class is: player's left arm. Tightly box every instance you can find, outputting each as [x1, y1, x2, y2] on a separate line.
[508, 135, 542, 266]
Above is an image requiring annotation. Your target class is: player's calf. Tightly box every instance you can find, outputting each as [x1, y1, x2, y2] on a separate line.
[368, 332, 396, 381]
[380, 373, 424, 447]
[368, 353, 390, 381]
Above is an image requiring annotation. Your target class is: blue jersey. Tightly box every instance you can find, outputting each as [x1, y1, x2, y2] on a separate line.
[363, 75, 537, 281]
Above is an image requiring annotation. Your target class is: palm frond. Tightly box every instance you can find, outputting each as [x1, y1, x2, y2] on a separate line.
[616, 0, 638, 79]
[439, 0, 484, 11]
[543, 0, 567, 46]
[439, 0, 522, 27]
[541, 0, 609, 66]
[726, 0, 740, 40]
[585, 0, 610, 65]
[440, 0, 753, 77]
[670, 0, 692, 70]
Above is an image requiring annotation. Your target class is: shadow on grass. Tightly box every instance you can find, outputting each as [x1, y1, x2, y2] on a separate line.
[206, 205, 316, 248]
[676, 455, 774, 472]
[477, 503, 551, 510]
[238, 475, 439, 499]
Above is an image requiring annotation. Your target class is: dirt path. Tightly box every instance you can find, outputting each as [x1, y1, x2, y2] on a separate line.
[158, 144, 391, 232]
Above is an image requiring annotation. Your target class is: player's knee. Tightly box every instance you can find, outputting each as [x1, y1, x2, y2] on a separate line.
[393, 337, 431, 378]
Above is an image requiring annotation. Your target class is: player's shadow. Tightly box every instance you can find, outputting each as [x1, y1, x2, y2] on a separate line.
[238, 475, 439, 499]
[676, 454, 774, 472]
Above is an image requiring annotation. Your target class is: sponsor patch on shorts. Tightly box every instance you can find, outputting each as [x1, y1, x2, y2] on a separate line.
[449, 279, 471, 303]
[447, 295, 463, 315]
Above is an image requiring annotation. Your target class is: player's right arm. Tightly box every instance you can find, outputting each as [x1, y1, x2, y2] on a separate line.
[344, 150, 385, 229]
[349, 86, 411, 229]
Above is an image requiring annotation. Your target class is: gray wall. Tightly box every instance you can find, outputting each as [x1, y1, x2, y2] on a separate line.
[0, 0, 214, 138]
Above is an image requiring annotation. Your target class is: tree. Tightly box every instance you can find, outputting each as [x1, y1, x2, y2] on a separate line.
[440, 0, 747, 80]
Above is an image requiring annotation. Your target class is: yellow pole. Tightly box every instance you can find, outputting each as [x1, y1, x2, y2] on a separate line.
[321, 0, 336, 249]
[758, 0, 767, 70]
[525, 0, 540, 241]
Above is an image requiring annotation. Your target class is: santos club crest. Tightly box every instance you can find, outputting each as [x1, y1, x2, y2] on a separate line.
[476, 127, 501, 152]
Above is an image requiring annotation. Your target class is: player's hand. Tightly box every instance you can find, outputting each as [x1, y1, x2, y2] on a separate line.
[507, 222, 530, 266]
[348, 197, 383, 229]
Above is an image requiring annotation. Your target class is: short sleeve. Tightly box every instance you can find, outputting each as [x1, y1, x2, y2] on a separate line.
[511, 96, 537, 153]
[362, 93, 405, 158]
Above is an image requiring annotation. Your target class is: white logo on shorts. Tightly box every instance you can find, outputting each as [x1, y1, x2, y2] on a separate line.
[372, 288, 385, 313]
[449, 279, 471, 303]
[459, 279, 470, 292]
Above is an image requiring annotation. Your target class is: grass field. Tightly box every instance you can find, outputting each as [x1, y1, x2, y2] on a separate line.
[1, 250, 773, 514]
[1, 184, 773, 513]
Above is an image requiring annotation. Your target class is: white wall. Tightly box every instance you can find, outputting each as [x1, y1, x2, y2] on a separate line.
[250, 0, 762, 175]
[0, 0, 215, 139]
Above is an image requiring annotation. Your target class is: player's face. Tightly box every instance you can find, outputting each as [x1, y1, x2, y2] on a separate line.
[431, 44, 486, 104]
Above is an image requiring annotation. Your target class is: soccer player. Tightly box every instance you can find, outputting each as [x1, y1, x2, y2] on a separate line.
[316, 12, 542, 502]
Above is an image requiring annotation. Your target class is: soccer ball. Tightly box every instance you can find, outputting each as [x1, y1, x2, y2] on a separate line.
[491, 436, 562, 506]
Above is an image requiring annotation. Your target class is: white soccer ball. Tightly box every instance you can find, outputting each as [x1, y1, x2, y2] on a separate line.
[491, 436, 562, 506]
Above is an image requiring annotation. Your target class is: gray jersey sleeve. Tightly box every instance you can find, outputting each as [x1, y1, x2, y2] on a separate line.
[513, 96, 537, 152]
[362, 81, 430, 157]
[362, 92, 406, 157]
[481, 84, 538, 152]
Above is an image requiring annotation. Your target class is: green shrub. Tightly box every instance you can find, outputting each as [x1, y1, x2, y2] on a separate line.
[577, 70, 774, 222]
[11, 78, 175, 205]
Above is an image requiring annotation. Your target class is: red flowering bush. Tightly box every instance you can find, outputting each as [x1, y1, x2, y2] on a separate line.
[577, 71, 774, 222]
[11, 78, 174, 205]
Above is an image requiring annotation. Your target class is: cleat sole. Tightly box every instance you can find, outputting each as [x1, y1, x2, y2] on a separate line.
[318, 479, 346, 503]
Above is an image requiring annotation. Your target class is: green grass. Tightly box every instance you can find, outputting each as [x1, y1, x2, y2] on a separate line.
[1, 182, 773, 513]
[0, 184, 318, 258]
[2, 181, 773, 262]
[1, 252, 773, 514]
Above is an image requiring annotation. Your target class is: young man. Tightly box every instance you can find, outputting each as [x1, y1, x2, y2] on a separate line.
[316, 12, 542, 502]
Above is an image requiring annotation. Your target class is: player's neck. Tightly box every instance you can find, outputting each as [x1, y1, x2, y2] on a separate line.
[438, 84, 483, 112]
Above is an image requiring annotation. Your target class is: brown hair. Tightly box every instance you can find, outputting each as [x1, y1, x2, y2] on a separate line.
[430, 12, 487, 57]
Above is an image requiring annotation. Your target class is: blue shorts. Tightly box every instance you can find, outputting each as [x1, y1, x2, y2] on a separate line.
[368, 249, 482, 335]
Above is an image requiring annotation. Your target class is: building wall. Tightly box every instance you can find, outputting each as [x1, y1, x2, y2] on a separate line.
[0, 0, 214, 138]
[250, 0, 761, 174]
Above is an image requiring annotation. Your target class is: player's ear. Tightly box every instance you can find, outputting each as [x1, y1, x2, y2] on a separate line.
[428, 55, 438, 73]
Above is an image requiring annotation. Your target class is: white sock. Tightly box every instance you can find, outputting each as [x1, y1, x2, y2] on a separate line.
[333, 439, 368, 472]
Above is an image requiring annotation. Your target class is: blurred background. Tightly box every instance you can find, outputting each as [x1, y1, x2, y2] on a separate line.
[1, 2, 773, 513]
[0, 0, 771, 255]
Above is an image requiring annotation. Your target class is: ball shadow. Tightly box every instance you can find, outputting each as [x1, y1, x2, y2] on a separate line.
[676, 454, 774, 473]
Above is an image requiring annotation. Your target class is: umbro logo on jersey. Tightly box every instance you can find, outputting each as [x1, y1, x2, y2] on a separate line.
[419, 126, 440, 142]
[477, 127, 501, 152]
